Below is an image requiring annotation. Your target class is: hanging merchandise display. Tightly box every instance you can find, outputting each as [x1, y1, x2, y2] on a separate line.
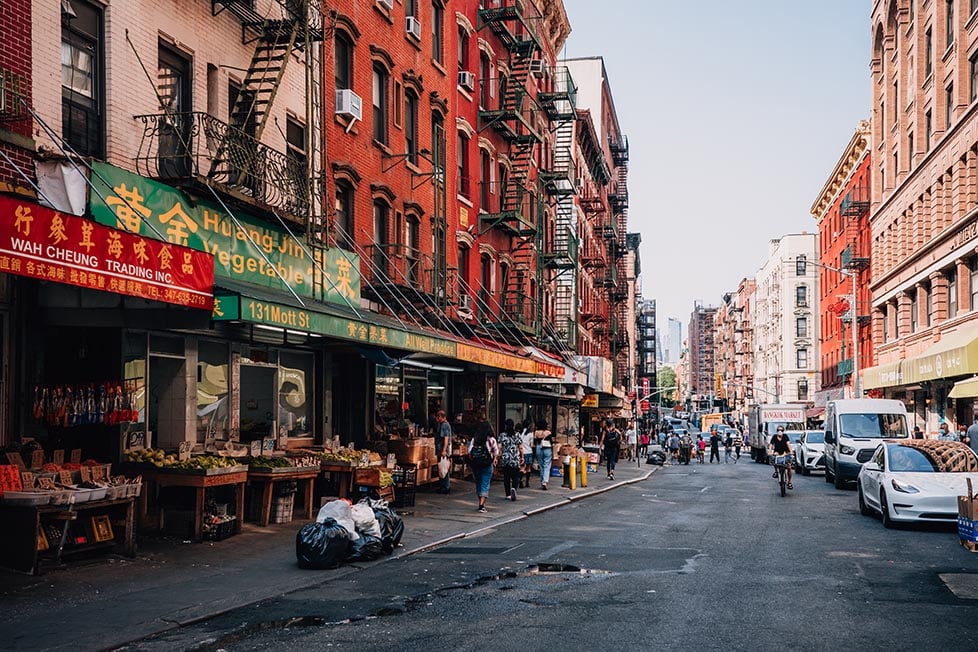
[32, 383, 139, 427]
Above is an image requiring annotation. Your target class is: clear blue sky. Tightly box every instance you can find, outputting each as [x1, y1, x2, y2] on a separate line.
[561, 0, 871, 329]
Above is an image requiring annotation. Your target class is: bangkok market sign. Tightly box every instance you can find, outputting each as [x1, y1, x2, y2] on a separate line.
[0, 195, 214, 309]
[88, 163, 360, 306]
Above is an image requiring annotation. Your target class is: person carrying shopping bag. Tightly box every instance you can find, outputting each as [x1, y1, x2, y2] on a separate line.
[534, 420, 554, 490]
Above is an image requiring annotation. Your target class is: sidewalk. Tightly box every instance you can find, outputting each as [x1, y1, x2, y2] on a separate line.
[0, 460, 656, 651]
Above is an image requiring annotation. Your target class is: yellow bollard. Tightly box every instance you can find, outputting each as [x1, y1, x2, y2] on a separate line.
[568, 455, 577, 490]
[579, 456, 587, 487]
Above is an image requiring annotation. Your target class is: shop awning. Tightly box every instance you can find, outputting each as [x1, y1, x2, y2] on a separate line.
[861, 360, 904, 390]
[806, 406, 825, 419]
[214, 280, 565, 379]
[900, 328, 978, 384]
[949, 376, 978, 399]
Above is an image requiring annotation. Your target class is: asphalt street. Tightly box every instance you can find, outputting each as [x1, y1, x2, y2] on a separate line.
[121, 457, 978, 652]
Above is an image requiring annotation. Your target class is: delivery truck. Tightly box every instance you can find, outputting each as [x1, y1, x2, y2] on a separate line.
[748, 403, 806, 463]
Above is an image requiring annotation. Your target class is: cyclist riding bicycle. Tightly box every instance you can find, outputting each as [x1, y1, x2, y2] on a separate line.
[768, 426, 794, 490]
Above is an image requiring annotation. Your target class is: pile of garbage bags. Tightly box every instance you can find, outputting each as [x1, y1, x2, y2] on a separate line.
[296, 497, 404, 569]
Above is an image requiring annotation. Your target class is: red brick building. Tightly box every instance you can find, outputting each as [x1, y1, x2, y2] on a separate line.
[0, 0, 33, 193]
[811, 122, 873, 402]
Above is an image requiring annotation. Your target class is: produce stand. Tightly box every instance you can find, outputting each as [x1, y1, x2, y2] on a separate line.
[320, 462, 357, 499]
[0, 496, 136, 575]
[246, 467, 319, 527]
[143, 467, 247, 542]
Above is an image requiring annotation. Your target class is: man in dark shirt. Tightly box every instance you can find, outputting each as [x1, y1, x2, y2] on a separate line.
[708, 429, 721, 463]
[435, 410, 452, 494]
[769, 427, 794, 489]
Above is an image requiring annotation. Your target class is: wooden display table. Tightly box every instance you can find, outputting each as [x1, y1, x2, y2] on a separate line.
[149, 468, 247, 542]
[246, 467, 319, 526]
[320, 463, 356, 499]
[0, 497, 136, 575]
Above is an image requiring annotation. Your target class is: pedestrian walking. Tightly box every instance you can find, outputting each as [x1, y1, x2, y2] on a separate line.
[519, 419, 535, 488]
[534, 420, 554, 490]
[639, 430, 650, 458]
[434, 410, 452, 494]
[938, 422, 956, 441]
[912, 425, 923, 439]
[467, 413, 498, 513]
[696, 435, 706, 463]
[966, 416, 978, 454]
[625, 422, 637, 461]
[709, 430, 721, 463]
[601, 418, 622, 479]
[724, 431, 733, 463]
[497, 419, 523, 502]
[734, 431, 743, 462]
[668, 432, 680, 464]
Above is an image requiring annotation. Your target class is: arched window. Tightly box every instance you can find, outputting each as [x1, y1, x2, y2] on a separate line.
[479, 52, 491, 109]
[480, 148, 492, 212]
[431, 111, 446, 176]
[405, 91, 419, 164]
[457, 131, 470, 197]
[457, 26, 469, 72]
[372, 64, 388, 144]
[335, 181, 354, 250]
[479, 253, 493, 317]
[335, 32, 353, 90]
[373, 199, 390, 276]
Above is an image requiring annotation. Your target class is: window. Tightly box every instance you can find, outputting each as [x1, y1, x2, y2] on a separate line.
[479, 253, 492, 316]
[946, 0, 954, 49]
[405, 91, 418, 164]
[457, 132, 470, 197]
[908, 131, 914, 162]
[925, 110, 933, 148]
[431, 111, 446, 177]
[62, 0, 103, 158]
[457, 27, 469, 72]
[971, 258, 978, 310]
[949, 266, 959, 318]
[286, 116, 306, 166]
[334, 182, 354, 250]
[925, 27, 933, 77]
[883, 305, 890, 342]
[373, 200, 389, 274]
[431, 2, 444, 64]
[910, 290, 918, 332]
[795, 285, 808, 307]
[944, 84, 954, 129]
[893, 79, 898, 125]
[797, 379, 809, 401]
[926, 281, 933, 326]
[372, 65, 388, 144]
[479, 52, 491, 108]
[972, 50, 978, 102]
[480, 148, 492, 211]
[405, 0, 417, 18]
[795, 348, 808, 369]
[795, 255, 807, 276]
[796, 348, 808, 369]
[335, 33, 353, 90]
[973, 0, 978, 16]
[157, 43, 192, 177]
[457, 243, 470, 283]
[796, 317, 808, 338]
[406, 215, 420, 287]
[393, 80, 402, 127]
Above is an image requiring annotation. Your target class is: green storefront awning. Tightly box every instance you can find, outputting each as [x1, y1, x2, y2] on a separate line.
[901, 328, 978, 385]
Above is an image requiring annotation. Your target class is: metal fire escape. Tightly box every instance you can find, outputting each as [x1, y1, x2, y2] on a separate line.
[209, 0, 326, 290]
[539, 65, 579, 352]
[478, 0, 544, 336]
[608, 135, 629, 386]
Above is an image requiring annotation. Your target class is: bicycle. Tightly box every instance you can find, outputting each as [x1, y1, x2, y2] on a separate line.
[772, 454, 793, 496]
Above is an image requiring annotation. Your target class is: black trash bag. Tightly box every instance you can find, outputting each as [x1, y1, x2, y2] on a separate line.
[296, 518, 351, 569]
[346, 534, 384, 562]
[372, 506, 404, 554]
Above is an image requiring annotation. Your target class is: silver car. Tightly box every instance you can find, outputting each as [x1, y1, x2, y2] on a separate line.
[795, 430, 825, 475]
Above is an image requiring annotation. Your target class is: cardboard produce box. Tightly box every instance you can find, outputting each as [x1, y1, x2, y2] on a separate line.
[958, 478, 978, 552]
[389, 437, 435, 464]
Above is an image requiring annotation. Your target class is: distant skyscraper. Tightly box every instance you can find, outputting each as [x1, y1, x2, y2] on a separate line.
[658, 317, 682, 364]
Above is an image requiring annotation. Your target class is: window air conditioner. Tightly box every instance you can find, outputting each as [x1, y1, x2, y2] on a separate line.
[377, 0, 393, 10]
[335, 89, 363, 121]
[459, 295, 474, 316]
[458, 71, 475, 91]
[406, 16, 422, 39]
[529, 59, 545, 78]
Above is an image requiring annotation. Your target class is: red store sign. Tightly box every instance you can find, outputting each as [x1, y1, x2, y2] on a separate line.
[0, 195, 214, 309]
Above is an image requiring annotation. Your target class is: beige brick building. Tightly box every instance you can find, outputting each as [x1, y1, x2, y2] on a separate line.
[864, 0, 978, 433]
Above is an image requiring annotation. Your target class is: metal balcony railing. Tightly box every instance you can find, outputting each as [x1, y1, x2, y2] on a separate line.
[363, 243, 437, 297]
[135, 112, 308, 221]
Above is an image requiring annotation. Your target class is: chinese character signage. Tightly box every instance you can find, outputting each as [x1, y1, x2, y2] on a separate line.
[0, 195, 214, 309]
[88, 163, 360, 306]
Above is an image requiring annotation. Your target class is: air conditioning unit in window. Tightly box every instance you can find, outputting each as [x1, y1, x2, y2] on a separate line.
[405, 16, 422, 39]
[376, 0, 393, 10]
[335, 89, 363, 121]
[458, 71, 475, 91]
[458, 295, 474, 318]
[529, 59, 546, 78]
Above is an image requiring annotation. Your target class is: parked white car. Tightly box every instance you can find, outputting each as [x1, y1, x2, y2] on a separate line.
[795, 430, 825, 475]
[857, 440, 978, 528]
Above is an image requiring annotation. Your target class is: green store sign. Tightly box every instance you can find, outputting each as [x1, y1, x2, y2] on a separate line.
[221, 296, 457, 355]
[89, 162, 360, 306]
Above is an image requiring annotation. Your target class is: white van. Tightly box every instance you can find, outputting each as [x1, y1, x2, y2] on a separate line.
[823, 398, 909, 489]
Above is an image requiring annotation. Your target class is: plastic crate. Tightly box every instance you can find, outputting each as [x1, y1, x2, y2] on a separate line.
[392, 464, 418, 488]
[392, 487, 416, 508]
[270, 495, 294, 524]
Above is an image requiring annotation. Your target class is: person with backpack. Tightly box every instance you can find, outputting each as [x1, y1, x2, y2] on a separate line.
[724, 431, 734, 463]
[497, 419, 523, 501]
[534, 420, 555, 490]
[468, 412, 499, 513]
[518, 419, 535, 488]
[600, 418, 622, 480]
